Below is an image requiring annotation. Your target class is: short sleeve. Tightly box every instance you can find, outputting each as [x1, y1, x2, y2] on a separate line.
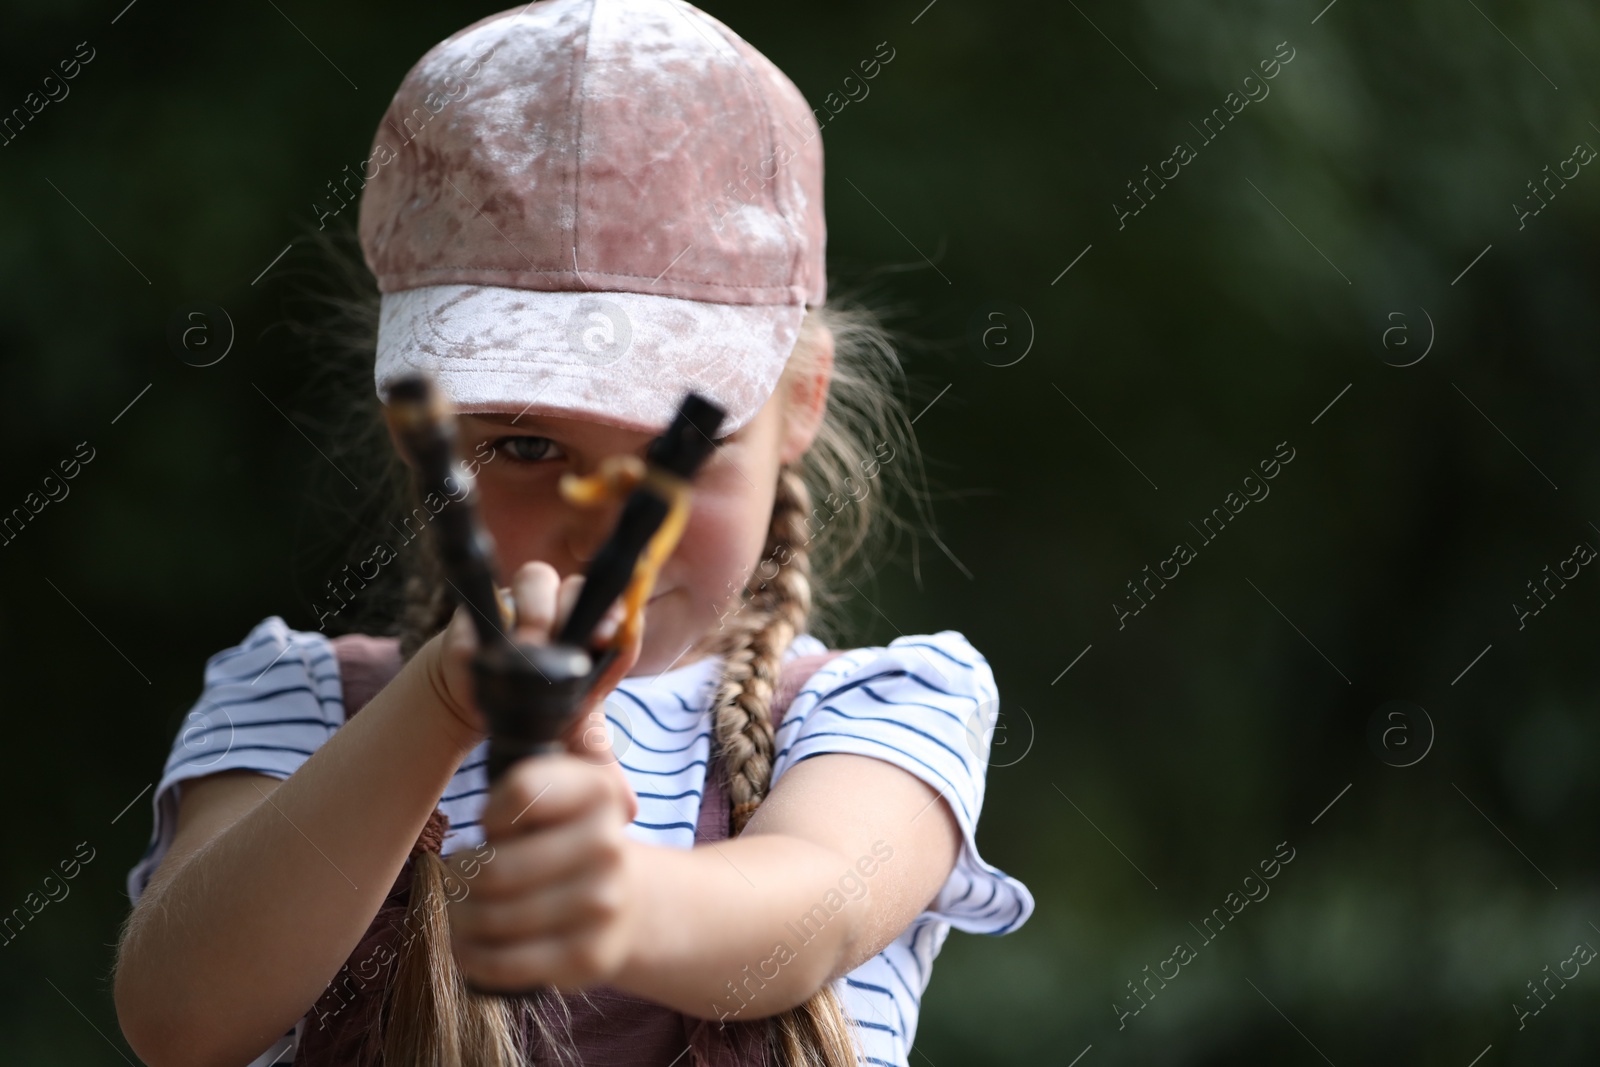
[770, 630, 1034, 936]
[125, 616, 343, 904]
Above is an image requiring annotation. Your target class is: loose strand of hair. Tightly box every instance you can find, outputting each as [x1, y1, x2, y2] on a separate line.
[790, 300, 933, 647]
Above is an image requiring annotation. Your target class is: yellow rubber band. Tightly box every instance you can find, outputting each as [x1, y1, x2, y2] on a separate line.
[559, 455, 645, 505]
[559, 459, 693, 649]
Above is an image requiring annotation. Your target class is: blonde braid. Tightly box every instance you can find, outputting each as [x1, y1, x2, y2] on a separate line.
[712, 463, 814, 835]
[709, 463, 860, 1067]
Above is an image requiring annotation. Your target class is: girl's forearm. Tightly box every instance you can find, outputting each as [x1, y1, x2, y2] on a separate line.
[116, 653, 482, 1067]
[613, 834, 872, 1020]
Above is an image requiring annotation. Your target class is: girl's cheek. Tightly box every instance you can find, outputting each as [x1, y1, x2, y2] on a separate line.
[674, 496, 758, 590]
[701, 484, 770, 552]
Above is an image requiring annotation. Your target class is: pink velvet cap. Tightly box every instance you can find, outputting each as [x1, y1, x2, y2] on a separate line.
[358, 0, 827, 436]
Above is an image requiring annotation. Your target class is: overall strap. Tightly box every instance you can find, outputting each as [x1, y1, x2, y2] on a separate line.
[773, 650, 844, 724]
[329, 632, 404, 719]
[694, 648, 845, 846]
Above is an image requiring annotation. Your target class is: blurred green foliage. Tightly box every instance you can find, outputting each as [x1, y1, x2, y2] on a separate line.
[1, 0, 1598, 1063]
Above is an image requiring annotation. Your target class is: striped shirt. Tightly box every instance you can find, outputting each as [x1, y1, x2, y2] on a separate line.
[127, 616, 1034, 1067]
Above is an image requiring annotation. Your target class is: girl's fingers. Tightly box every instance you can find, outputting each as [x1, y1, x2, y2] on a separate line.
[449, 868, 622, 946]
[510, 560, 562, 643]
[509, 560, 637, 648]
[453, 926, 623, 993]
[478, 756, 627, 837]
[455, 805, 621, 901]
[510, 565, 614, 644]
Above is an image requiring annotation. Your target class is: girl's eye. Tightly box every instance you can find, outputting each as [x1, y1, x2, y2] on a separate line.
[492, 435, 565, 463]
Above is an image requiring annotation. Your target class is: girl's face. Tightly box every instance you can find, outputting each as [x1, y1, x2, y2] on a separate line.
[447, 350, 830, 676]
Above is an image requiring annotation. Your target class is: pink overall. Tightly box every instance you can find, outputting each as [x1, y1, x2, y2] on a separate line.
[292, 634, 841, 1067]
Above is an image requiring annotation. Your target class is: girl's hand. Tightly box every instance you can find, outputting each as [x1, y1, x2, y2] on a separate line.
[444, 740, 647, 992]
[421, 561, 641, 777]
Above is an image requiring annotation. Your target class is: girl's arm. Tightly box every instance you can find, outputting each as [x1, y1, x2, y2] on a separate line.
[449, 750, 962, 1019]
[116, 566, 634, 1067]
[626, 751, 964, 1016]
[114, 640, 483, 1067]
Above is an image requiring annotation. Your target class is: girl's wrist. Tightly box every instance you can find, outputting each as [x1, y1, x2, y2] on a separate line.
[413, 637, 488, 755]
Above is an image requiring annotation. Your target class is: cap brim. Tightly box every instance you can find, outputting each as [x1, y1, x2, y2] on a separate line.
[374, 284, 804, 435]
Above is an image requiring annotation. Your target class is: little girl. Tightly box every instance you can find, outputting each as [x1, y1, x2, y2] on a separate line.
[113, 3, 1032, 1065]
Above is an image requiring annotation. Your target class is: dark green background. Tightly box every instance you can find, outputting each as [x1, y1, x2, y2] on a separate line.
[2, 0, 1597, 1063]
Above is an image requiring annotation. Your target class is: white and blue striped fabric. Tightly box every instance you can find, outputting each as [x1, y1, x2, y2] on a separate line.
[128, 616, 1033, 1067]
